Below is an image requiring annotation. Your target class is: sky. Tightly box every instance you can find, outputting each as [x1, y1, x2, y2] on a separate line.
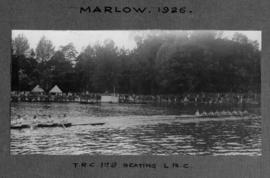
[12, 30, 261, 52]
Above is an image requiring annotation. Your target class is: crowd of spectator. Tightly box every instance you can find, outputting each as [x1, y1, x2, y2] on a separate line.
[11, 91, 260, 106]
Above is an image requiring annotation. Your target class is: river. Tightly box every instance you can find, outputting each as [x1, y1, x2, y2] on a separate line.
[10, 102, 261, 155]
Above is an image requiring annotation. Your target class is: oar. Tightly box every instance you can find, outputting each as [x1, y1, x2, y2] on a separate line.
[60, 122, 66, 129]
[72, 123, 105, 126]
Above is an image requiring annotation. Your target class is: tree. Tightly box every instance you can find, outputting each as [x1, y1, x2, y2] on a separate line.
[47, 51, 74, 92]
[11, 31, 261, 94]
[36, 36, 55, 62]
[92, 40, 120, 93]
[74, 45, 96, 92]
[60, 43, 78, 64]
[11, 54, 38, 91]
[12, 34, 30, 56]
[11, 55, 20, 91]
[232, 32, 249, 44]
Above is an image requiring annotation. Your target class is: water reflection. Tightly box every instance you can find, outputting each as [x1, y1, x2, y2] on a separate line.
[10, 102, 261, 155]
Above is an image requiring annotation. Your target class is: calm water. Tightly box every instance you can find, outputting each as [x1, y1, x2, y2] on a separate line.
[10, 102, 261, 156]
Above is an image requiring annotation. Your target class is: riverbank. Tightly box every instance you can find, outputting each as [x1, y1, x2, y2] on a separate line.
[11, 92, 260, 105]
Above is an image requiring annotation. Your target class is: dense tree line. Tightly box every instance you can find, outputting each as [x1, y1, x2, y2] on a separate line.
[11, 31, 261, 94]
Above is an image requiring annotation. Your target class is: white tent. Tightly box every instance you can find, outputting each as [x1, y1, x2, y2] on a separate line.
[49, 85, 62, 94]
[31, 85, 44, 93]
[101, 95, 119, 103]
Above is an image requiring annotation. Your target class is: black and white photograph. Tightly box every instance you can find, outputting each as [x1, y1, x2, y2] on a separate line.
[10, 30, 261, 156]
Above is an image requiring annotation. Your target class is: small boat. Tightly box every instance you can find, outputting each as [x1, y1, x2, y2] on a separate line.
[90, 122, 105, 126]
[11, 122, 106, 129]
[37, 123, 72, 128]
[11, 123, 72, 130]
[176, 112, 251, 119]
[11, 124, 30, 129]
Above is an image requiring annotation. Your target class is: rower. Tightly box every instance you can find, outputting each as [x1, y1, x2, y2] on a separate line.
[47, 115, 53, 123]
[29, 115, 38, 130]
[16, 115, 24, 125]
[33, 115, 37, 124]
[61, 114, 68, 124]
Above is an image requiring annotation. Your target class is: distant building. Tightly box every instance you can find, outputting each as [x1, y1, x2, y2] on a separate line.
[31, 85, 45, 95]
[49, 85, 63, 95]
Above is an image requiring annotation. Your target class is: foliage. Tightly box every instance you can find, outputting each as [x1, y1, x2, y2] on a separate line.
[11, 32, 261, 94]
[12, 34, 30, 56]
[36, 36, 55, 62]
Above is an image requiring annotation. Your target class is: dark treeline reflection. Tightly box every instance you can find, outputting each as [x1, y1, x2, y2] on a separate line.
[11, 31, 260, 94]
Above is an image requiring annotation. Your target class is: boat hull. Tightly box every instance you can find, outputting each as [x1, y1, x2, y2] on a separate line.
[11, 123, 72, 130]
